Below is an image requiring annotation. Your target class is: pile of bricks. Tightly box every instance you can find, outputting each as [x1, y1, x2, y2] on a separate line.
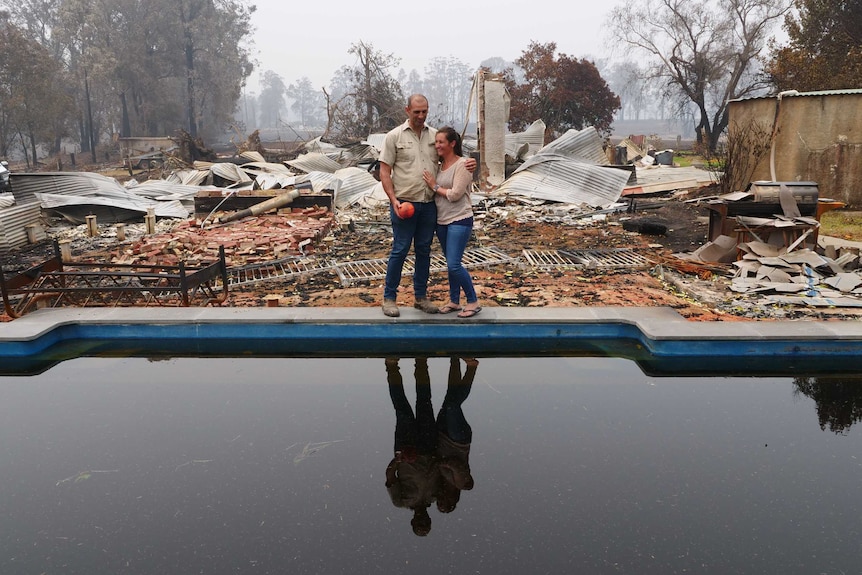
[101, 208, 333, 268]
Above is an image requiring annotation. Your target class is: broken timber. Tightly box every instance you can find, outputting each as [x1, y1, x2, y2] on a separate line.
[622, 178, 700, 196]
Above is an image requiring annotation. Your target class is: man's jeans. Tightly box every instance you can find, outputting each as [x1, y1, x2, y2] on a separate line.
[435, 221, 477, 305]
[384, 201, 437, 301]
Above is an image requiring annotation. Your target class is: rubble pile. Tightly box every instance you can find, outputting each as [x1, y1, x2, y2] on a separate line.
[729, 240, 862, 306]
[69, 209, 333, 268]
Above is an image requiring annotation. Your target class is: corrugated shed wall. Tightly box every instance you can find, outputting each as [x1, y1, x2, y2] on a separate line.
[0, 203, 45, 256]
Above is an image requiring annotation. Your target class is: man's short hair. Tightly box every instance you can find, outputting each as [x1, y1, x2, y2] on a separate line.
[407, 94, 428, 109]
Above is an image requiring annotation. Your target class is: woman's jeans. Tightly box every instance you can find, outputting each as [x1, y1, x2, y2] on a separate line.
[384, 201, 437, 301]
[435, 221, 477, 305]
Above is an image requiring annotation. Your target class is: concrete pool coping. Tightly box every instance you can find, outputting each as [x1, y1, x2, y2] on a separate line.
[1, 307, 861, 376]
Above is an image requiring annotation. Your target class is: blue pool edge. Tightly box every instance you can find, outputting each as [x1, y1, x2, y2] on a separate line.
[1, 307, 860, 376]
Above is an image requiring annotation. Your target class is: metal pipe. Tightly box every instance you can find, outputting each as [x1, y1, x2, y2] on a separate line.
[217, 189, 300, 224]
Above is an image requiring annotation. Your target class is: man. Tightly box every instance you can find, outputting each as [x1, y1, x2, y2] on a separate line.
[384, 356, 439, 536]
[379, 94, 474, 317]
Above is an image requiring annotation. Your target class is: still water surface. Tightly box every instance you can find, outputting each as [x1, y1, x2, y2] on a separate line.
[1, 356, 861, 574]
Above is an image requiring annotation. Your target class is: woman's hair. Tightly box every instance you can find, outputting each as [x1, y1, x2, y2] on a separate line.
[438, 126, 463, 157]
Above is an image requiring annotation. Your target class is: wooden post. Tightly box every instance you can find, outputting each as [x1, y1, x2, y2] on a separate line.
[86, 214, 98, 237]
[58, 240, 73, 262]
[145, 207, 156, 234]
[264, 294, 281, 307]
[115, 223, 126, 242]
[25, 223, 40, 244]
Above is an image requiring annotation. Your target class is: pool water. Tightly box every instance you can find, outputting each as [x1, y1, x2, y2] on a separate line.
[1, 356, 861, 574]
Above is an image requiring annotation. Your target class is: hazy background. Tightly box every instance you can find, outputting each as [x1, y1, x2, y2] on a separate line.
[247, 1, 612, 92]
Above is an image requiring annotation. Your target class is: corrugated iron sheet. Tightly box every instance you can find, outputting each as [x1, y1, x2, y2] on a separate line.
[304, 137, 340, 153]
[332, 167, 379, 208]
[287, 152, 344, 174]
[506, 119, 546, 159]
[728, 88, 862, 103]
[12, 172, 187, 223]
[125, 180, 214, 211]
[168, 169, 209, 186]
[0, 202, 44, 256]
[240, 151, 266, 163]
[11, 171, 130, 205]
[498, 155, 630, 206]
[301, 172, 341, 194]
[209, 162, 252, 183]
[334, 143, 379, 164]
[238, 161, 294, 177]
[365, 133, 387, 152]
[37, 193, 187, 222]
[537, 126, 607, 164]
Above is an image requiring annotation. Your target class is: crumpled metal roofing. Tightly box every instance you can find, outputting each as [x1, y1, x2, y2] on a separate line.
[168, 169, 209, 186]
[11, 171, 123, 205]
[125, 179, 216, 211]
[255, 173, 299, 190]
[331, 167, 380, 208]
[304, 137, 340, 153]
[238, 161, 294, 175]
[240, 151, 266, 163]
[505, 119, 546, 159]
[462, 120, 546, 161]
[299, 171, 341, 194]
[11, 171, 188, 223]
[287, 152, 344, 174]
[365, 133, 387, 152]
[338, 142, 379, 164]
[493, 126, 628, 206]
[126, 179, 203, 199]
[210, 162, 253, 183]
[537, 126, 608, 164]
[36, 192, 187, 222]
[497, 154, 630, 206]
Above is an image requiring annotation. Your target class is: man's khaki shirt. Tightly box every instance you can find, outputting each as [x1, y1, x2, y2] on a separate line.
[380, 120, 438, 202]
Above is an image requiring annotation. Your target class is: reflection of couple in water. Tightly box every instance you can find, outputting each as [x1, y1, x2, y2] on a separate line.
[384, 356, 477, 536]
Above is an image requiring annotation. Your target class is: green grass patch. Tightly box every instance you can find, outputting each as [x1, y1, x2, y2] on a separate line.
[820, 211, 862, 241]
[672, 152, 714, 169]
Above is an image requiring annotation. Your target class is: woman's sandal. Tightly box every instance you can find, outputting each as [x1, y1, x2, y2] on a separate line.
[457, 306, 482, 318]
[438, 303, 462, 314]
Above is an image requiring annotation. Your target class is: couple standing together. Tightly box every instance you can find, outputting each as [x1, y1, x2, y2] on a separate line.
[379, 93, 481, 319]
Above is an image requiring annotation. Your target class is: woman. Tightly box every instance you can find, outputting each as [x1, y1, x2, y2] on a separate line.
[422, 127, 481, 318]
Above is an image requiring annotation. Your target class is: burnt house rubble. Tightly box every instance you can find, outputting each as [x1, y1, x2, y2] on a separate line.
[675, 180, 862, 307]
[2, 87, 861, 317]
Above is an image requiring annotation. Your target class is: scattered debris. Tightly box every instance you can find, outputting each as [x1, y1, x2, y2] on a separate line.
[3, 121, 862, 322]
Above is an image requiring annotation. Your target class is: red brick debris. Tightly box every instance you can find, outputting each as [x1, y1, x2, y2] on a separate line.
[101, 207, 333, 268]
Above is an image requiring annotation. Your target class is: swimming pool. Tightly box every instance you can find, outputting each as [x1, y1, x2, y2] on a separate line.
[2, 355, 860, 574]
[2, 306, 862, 376]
